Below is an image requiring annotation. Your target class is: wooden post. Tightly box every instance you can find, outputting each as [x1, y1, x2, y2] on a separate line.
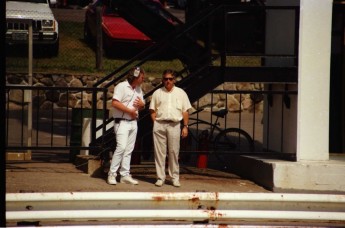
[96, 6, 103, 70]
[27, 20, 33, 160]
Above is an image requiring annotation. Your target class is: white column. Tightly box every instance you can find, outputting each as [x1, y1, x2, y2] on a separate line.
[297, 0, 333, 161]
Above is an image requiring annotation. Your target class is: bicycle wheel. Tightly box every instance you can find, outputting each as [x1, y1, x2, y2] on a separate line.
[213, 128, 254, 169]
[186, 120, 221, 151]
[180, 120, 221, 165]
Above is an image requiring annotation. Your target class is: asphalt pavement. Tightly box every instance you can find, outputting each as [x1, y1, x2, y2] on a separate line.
[6, 150, 271, 193]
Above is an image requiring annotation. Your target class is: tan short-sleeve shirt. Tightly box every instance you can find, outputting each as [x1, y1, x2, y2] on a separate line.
[149, 86, 192, 122]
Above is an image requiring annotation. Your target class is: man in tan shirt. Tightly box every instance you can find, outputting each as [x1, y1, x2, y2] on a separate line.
[149, 69, 192, 187]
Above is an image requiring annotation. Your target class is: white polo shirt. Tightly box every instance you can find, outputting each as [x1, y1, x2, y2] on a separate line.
[112, 80, 144, 120]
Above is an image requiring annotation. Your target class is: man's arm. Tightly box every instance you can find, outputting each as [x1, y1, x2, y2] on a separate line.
[112, 99, 137, 119]
[181, 111, 189, 138]
[182, 111, 189, 126]
[149, 109, 156, 122]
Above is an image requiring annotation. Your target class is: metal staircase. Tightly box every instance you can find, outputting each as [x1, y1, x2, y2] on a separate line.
[90, 0, 299, 162]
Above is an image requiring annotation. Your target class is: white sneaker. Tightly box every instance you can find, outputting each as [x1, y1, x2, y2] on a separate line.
[120, 175, 139, 185]
[155, 179, 164, 187]
[107, 174, 117, 185]
[172, 179, 181, 187]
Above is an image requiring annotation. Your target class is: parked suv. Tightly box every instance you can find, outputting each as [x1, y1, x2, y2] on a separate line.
[6, 0, 59, 56]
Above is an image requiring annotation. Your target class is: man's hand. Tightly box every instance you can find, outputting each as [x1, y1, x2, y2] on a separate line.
[129, 108, 138, 119]
[133, 97, 144, 110]
[181, 126, 188, 138]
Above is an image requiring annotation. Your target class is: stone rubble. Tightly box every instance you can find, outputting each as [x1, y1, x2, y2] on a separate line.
[6, 73, 263, 113]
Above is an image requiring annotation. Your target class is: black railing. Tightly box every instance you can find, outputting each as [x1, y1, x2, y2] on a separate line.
[5, 85, 296, 161]
[5, 85, 107, 157]
[171, 89, 297, 168]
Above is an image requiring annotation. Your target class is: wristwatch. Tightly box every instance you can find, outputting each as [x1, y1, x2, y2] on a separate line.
[183, 125, 188, 128]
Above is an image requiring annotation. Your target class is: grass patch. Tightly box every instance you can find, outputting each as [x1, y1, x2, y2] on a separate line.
[6, 20, 259, 77]
[6, 21, 183, 77]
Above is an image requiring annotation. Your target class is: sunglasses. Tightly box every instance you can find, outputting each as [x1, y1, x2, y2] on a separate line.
[163, 77, 174, 81]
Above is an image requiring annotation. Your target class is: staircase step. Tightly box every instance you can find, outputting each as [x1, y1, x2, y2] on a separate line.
[74, 155, 103, 177]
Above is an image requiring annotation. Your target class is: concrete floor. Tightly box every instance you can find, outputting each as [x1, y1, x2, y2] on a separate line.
[6, 151, 270, 193]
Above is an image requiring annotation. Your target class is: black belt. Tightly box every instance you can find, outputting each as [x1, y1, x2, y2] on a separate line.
[158, 120, 178, 124]
[114, 118, 136, 123]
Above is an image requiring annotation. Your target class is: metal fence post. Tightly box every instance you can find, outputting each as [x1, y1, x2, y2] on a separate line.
[27, 20, 33, 159]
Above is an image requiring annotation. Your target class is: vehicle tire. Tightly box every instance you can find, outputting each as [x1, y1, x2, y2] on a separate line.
[50, 38, 59, 57]
[213, 128, 254, 169]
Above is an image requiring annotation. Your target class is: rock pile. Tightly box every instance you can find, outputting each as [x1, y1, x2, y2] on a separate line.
[6, 73, 263, 113]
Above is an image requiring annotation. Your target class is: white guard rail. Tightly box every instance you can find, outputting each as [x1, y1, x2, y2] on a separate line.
[6, 192, 345, 226]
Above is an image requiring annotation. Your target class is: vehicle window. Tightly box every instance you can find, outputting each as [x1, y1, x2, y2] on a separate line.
[7, 0, 47, 3]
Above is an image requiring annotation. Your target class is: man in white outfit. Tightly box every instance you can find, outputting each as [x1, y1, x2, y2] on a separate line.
[107, 67, 145, 185]
[149, 69, 192, 187]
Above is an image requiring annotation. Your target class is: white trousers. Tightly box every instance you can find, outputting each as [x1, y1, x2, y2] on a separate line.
[109, 120, 137, 177]
[153, 121, 181, 182]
